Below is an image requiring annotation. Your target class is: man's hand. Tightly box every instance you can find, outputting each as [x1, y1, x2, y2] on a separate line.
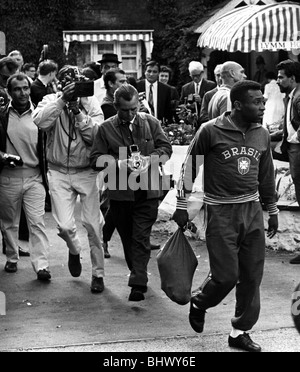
[172, 209, 189, 229]
[61, 82, 77, 103]
[267, 214, 279, 239]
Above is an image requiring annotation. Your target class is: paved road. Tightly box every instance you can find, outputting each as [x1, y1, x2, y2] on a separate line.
[0, 202, 300, 353]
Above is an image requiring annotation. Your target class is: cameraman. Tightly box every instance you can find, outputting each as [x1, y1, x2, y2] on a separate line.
[33, 65, 105, 294]
[90, 84, 172, 302]
[0, 73, 51, 281]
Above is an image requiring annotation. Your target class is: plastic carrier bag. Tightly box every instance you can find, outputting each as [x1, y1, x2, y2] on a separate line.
[157, 228, 198, 305]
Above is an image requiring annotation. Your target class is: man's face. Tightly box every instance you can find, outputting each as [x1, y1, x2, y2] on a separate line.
[102, 62, 118, 75]
[112, 73, 127, 93]
[232, 65, 247, 82]
[26, 67, 36, 80]
[145, 65, 159, 84]
[214, 71, 222, 87]
[9, 78, 31, 109]
[117, 96, 139, 122]
[190, 69, 203, 84]
[277, 69, 294, 94]
[0, 65, 17, 88]
[159, 72, 170, 85]
[238, 90, 265, 123]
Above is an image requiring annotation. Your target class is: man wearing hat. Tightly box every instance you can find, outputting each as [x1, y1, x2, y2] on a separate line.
[94, 53, 122, 106]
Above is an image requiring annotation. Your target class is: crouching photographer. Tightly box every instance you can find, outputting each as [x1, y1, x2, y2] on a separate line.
[32, 65, 106, 294]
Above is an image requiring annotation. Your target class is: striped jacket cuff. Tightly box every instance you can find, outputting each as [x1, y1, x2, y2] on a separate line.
[176, 197, 188, 211]
[266, 203, 280, 216]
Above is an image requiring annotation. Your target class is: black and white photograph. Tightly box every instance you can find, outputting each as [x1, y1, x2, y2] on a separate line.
[0, 0, 300, 356]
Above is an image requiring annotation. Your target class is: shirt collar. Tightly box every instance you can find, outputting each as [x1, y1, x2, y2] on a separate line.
[289, 88, 296, 99]
[8, 101, 35, 115]
[146, 80, 158, 88]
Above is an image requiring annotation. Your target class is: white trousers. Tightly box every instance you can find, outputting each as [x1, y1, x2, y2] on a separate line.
[48, 169, 105, 278]
[0, 174, 50, 272]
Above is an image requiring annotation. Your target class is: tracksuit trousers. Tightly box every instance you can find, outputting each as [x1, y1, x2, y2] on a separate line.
[195, 201, 266, 332]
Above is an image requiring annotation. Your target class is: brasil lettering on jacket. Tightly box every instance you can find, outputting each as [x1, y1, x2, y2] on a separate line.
[222, 146, 261, 162]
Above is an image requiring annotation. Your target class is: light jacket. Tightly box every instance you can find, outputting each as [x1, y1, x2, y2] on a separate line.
[33, 94, 103, 172]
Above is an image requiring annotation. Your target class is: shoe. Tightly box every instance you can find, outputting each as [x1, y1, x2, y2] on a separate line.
[37, 269, 51, 282]
[68, 253, 82, 278]
[91, 277, 105, 294]
[5, 262, 18, 273]
[189, 297, 206, 333]
[290, 255, 300, 264]
[19, 248, 30, 257]
[103, 242, 111, 259]
[150, 243, 161, 251]
[228, 333, 262, 353]
[128, 286, 147, 302]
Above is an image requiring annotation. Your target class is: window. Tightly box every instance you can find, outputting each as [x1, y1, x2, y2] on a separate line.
[121, 43, 138, 78]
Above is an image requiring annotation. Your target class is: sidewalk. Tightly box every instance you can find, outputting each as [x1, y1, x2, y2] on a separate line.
[0, 202, 299, 352]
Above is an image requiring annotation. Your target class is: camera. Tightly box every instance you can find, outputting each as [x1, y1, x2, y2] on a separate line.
[0, 152, 23, 168]
[129, 145, 142, 170]
[58, 66, 94, 99]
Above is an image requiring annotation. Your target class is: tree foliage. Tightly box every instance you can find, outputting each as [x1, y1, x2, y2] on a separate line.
[146, 0, 224, 88]
[0, 0, 93, 66]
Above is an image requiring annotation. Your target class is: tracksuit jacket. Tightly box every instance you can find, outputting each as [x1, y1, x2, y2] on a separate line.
[177, 112, 278, 213]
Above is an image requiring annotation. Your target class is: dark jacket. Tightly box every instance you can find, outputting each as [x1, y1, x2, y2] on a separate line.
[136, 80, 173, 123]
[90, 112, 173, 201]
[180, 79, 217, 104]
[0, 108, 48, 191]
[281, 87, 300, 156]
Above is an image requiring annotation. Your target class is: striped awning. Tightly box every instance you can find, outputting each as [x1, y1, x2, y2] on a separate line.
[63, 30, 154, 44]
[197, 2, 300, 53]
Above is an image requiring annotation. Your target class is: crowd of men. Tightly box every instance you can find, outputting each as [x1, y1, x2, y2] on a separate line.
[0, 49, 300, 352]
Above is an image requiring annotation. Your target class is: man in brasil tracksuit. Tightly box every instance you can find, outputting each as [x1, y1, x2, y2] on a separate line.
[173, 81, 279, 353]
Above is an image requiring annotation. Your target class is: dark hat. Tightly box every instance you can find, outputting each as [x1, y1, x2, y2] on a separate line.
[256, 55, 265, 65]
[97, 53, 121, 65]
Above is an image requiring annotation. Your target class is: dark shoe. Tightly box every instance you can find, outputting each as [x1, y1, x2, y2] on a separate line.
[129, 286, 147, 302]
[68, 253, 82, 278]
[228, 333, 262, 353]
[5, 262, 18, 273]
[103, 242, 111, 259]
[290, 255, 300, 264]
[19, 248, 30, 257]
[37, 269, 51, 282]
[189, 298, 206, 333]
[150, 243, 161, 251]
[91, 277, 105, 294]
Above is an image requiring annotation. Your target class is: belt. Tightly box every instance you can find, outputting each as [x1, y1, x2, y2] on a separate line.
[49, 164, 91, 175]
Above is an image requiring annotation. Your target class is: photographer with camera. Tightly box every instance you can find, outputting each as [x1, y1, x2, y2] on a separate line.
[0, 73, 51, 281]
[33, 65, 106, 294]
[90, 84, 172, 302]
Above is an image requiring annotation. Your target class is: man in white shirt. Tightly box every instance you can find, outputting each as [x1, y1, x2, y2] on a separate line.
[277, 60, 300, 265]
[136, 61, 173, 123]
[94, 53, 122, 106]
